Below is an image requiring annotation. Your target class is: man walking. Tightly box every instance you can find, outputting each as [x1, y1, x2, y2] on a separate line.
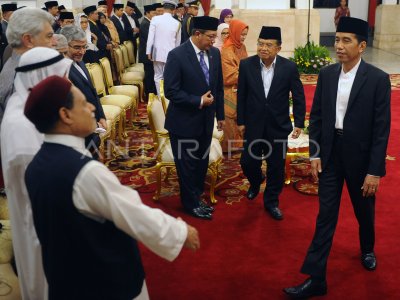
[237, 26, 305, 220]
[164, 16, 224, 220]
[284, 17, 391, 298]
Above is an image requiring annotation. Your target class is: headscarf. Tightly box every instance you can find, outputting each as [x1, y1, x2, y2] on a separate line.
[1, 47, 73, 175]
[223, 19, 248, 49]
[75, 13, 98, 51]
[96, 12, 112, 42]
[214, 23, 229, 51]
[219, 8, 233, 24]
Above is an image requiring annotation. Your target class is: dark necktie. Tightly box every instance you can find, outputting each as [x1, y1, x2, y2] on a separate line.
[199, 51, 209, 85]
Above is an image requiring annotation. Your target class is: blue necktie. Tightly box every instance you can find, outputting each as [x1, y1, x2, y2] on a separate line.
[199, 51, 209, 85]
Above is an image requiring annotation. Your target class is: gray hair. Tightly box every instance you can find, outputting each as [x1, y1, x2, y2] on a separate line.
[53, 34, 68, 50]
[6, 8, 54, 48]
[59, 25, 86, 43]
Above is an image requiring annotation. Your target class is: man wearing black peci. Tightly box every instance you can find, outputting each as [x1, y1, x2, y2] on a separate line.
[284, 17, 391, 298]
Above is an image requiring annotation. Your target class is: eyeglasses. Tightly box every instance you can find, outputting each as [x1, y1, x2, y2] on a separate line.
[221, 32, 229, 36]
[68, 44, 89, 51]
[202, 33, 217, 41]
[257, 42, 279, 49]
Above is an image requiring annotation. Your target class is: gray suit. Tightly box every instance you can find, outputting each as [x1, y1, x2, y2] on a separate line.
[0, 51, 20, 128]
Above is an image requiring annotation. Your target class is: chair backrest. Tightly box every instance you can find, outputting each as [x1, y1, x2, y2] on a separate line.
[159, 79, 170, 114]
[99, 57, 114, 90]
[124, 40, 135, 65]
[86, 63, 107, 97]
[120, 44, 130, 69]
[113, 47, 124, 76]
[147, 93, 167, 151]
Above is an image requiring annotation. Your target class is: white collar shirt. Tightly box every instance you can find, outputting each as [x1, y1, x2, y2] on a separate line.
[190, 38, 209, 69]
[260, 56, 276, 99]
[335, 58, 361, 129]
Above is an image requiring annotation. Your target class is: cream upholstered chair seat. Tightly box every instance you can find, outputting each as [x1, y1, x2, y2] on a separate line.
[123, 41, 145, 72]
[102, 104, 123, 142]
[121, 71, 144, 82]
[147, 94, 223, 204]
[100, 94, 132, 110]
[109, 85, 139, 101]
[99, 57, 140, 113]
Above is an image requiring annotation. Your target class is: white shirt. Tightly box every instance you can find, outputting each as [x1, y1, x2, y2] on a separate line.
[335, 58, 361, 129]
[190, 38, 209, 69]
[73, 62, 88, 80]
[43, 134, 188, 262]
[124, 11, 137, 29]
[260, 57, 276, 99]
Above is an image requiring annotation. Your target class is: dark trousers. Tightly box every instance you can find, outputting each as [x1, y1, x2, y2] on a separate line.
[301, 134, 375, 278]
[143, 63, 156, 97]
[169, 132, 212, 210]
[240, 130, 287, 209]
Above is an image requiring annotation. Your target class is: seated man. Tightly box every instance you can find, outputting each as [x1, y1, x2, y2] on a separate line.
[24, 75, 200, 300]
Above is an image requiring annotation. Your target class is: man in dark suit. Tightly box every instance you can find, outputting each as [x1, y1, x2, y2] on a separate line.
[1, 3, 18, 70]
[124, 1, 142, 61]
[139, 4, 157, 98]
[237, 26, 305, 220]
[83, 5, 111, 60]
[60, 25, 107, 157]
[110, 3, 129, 43]
[164, 16, 225, 220]
[284, 17, 391, 299]
[44, 1, 60, 32]
[181, 0, 199, 44]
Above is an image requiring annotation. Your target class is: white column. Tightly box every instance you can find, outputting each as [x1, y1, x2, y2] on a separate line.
[295, 0, 313, 9]
[214, 0, 233, 9]
[382, 0, 397, 4]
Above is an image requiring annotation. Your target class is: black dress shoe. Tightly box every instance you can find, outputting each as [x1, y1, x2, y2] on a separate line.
[361, 252, 377, 271]
[199, 201, 215, 213]
[246, 176, 266, 200]
[265, 206, 283, 220]
[188, 207, 212, 220]
[283, 277, 327, 299]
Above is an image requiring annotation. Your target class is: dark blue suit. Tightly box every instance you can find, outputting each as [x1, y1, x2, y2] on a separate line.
[164, 40, 224, 210]
[69, 62, 105, 121]
[69, 62, 106, 158]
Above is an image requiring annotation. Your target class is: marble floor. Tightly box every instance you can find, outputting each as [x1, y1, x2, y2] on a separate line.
[327, 46, 400, 74]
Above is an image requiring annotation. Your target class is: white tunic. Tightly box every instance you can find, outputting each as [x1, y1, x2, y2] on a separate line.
[146, 12, 181, 63]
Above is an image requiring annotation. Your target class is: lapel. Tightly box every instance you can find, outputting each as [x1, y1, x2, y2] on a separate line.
[185, 41, 209, 87]
[72, 62, 91, 88]
[112, 15, 123, 32]
[266, 55, 280, 101]
[207, 48, 214, 88]
[329, 63, 341, 112]
[346, 59, 367, 112]
[251, 55, 266, 100]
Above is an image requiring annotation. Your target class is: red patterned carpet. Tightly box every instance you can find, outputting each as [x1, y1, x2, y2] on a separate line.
[101, 74, 400, 299]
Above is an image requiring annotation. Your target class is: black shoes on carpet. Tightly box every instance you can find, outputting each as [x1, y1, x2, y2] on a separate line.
[265, 206, 284, 220]
[246, 175, 266, 200]
[187, 201, 215, 220]
[361, 252, 377, 271]
[283, 277, 327, 299]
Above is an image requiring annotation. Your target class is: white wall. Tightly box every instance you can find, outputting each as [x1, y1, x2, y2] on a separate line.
[317, 0, 369, 33]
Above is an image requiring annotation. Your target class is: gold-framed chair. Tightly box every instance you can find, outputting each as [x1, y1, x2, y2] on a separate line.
[101, 104, 122, 156]
[123, 40, 144, 72]
[147, 93, 223, 204]
[86, 63, 132, 141]
[114, 46, 144, 103]
[99, 57, 140, 116]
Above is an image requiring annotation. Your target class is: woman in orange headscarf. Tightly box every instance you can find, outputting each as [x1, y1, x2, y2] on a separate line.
[221, 19, 248, 152]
